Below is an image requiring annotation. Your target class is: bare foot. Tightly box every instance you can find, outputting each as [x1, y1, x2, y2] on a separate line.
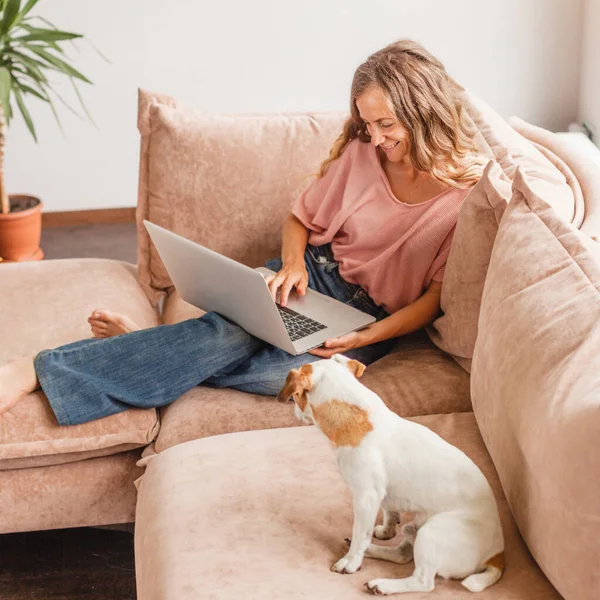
[0, 357, 39, 416]
[88, 309, 141, 338]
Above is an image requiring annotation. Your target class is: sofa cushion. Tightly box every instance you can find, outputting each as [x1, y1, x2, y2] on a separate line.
[427, 94, 576, 371]
[462, 92, 574, 222]
[358, 330, 471, 415]
[135, 413, 559, 599]
[471, 169, 600, 600]
[529, 140, 585, 228]
[154, 330, 471, 453]
[427, 161, 510, 372]
[136, 88, 347, 307]
[0, 259, 160, 470]
[510, 116, 600, 237]
[0, 449, 143, 534]
[155, 386, 302, 453]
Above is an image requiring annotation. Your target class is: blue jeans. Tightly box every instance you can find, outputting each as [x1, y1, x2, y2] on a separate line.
[35, 244, 394, 425]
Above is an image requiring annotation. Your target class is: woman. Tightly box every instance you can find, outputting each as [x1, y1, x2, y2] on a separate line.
[0, 40, 483, 425]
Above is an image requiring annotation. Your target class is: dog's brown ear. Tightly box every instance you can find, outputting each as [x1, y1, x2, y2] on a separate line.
[332, 354, 366, 378]
[347, 359, 366, 378]
[276, 364, 313, 406]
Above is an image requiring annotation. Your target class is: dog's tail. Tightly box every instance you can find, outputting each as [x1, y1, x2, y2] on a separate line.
[461, 552, 504, 593]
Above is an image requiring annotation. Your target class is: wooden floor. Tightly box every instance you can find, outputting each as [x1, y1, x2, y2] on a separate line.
[41, 222, 138, 263]
[1, 528, 136, 600]
[3, 222, 139, 600]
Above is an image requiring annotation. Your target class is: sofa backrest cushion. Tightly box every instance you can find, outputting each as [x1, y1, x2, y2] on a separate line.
[427, 93, 575, 371]
[426, 161, 510, 372]
[463, 93, 575, 222]
[510, 116, 600, 238]
[471, 168, 600, 600]
[136, 88, 346, 306]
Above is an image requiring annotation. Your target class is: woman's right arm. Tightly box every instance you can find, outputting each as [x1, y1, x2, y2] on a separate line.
[265, 213, 310, 306]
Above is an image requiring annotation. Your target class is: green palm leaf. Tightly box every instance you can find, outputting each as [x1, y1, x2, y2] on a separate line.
[26, 45, 92, 83]
[33, 16, 111, 64]
[50, 85, 85, 120]
[12, 27, 82, 43]
[11, 0, 39, 29]
[1, 0, 21, 36]
[44, 91, 65, 135]
[13, 85, 36, 141]
[14, 78, 47, 101]
[6, 49, 49, 83]
[70, 77, 96, 127]
[20, 24, 65, 52]
[0, 0, 98, 142]
[13, 74, 66, 135]
[19, 0, 40, 19]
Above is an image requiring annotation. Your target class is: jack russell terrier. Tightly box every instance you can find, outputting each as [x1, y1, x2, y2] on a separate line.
[277, 354, 504, 595]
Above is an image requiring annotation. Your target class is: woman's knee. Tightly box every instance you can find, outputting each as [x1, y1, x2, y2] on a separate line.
[197, 311, 249, 336]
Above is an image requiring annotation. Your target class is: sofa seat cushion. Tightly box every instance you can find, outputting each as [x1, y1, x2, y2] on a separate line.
[135, 412, 559, 600]
[154, 330, 471, 452]
[0, 259, 160, 470]
[155, 386, 302, 453]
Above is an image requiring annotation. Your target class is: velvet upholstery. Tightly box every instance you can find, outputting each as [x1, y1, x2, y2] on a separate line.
[136, 88, 347, 307]
[427, 162, 510, 372]
[427, 94, 576, 370]
[530, 141, 585, 228]
[509, 116, 600, 237]
[135, 414, 559, 600]
[358, 331, 471, 415]
[0, 449, 143, 533]
[0, 259, 160, 469]
[461, 92, 574, 222]
[155, 330, 471, 452]
[471, 169, 600, 600]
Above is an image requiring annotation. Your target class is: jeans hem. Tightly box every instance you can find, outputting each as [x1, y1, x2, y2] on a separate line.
[34, 351, 73, 427]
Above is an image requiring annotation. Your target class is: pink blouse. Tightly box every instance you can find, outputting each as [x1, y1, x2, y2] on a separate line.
[292, 139, 471, 314]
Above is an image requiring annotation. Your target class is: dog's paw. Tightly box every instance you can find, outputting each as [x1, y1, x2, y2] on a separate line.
[330, 555, 362, 574]
[373, 525, 396, 540]
[365, 579, 393, 595]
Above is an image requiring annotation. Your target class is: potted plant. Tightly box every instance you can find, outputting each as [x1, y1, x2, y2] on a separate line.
[0, 0, 94, 262]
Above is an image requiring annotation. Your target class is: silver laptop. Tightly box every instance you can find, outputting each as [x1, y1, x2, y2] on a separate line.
[143, 221, 375, 355]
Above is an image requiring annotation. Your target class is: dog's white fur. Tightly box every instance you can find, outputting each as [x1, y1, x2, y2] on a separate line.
[277, 354, 505, 595]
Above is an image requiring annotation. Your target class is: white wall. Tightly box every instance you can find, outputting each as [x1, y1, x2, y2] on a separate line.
[579, 0, 600, 142]
[7, 0, 584, 212]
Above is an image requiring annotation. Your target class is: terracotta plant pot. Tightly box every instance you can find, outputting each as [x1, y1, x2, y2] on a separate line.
[0, 195, 44, 262]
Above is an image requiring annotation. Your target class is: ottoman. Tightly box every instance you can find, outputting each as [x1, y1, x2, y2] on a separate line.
[134, 413, 559, 599]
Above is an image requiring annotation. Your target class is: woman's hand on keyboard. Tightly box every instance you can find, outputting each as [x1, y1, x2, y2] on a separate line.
[264, 261, 309, 307]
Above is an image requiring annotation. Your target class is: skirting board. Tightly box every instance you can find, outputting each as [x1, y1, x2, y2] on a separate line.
[42, 208, 136, 228]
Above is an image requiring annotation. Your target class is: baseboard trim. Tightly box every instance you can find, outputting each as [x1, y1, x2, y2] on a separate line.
[42, 208, 136, 228]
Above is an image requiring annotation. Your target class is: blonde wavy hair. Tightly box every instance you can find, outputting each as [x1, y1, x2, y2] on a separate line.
[319, 40, 484, 188]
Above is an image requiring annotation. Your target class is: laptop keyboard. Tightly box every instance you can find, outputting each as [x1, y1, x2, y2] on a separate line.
[276, 305, 327, 342]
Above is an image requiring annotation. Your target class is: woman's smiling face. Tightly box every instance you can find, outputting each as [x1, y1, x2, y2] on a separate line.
[355, 85, 411, 164]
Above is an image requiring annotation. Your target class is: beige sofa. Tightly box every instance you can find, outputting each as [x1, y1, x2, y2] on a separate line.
[2, 88, 599, 599]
